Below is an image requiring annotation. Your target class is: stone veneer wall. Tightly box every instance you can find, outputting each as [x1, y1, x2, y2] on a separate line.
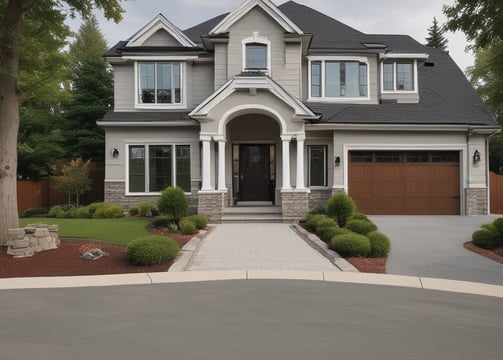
[7, 224, 60, 258]
[309, 189, 332, 211]
[104, 181, 199, 214]
[465, 188, 488, 215]
[281, 191, 309, 223]
[198, 192, 225, 223]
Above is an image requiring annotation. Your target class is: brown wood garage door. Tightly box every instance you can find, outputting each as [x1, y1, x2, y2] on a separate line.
[348, 151, 460, 215]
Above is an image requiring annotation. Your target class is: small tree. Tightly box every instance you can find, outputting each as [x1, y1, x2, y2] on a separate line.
[425, 17, 448, 50]
[52, 158, 92, 206]
[326, 192, 356, 227]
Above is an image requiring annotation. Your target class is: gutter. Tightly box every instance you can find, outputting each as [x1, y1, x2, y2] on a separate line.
[305, 123, 501, 133]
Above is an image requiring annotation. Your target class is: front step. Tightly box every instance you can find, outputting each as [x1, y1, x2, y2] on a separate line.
[221, 206, 283, 223]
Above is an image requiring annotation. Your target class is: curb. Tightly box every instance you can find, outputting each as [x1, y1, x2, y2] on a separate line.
[1, 271, 502, 299]
[168, 225, 214, 272]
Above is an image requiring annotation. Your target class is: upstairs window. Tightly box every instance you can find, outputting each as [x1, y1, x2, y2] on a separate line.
[245, 43, 267, 70]
[310, 60, 368, 99]
[382, 61, 415, 91]
[137, 62, 182, 106]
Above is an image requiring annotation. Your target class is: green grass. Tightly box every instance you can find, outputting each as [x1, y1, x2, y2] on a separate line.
[19, 218, 151, 245]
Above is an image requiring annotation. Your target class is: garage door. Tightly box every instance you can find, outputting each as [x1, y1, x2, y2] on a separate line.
[348, 151, 460, 215]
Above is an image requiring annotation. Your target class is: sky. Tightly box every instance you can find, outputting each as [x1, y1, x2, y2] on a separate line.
[74, 0, 474, 72]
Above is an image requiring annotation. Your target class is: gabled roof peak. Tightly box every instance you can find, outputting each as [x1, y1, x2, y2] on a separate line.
[127, 13, 197, 48]
[210, 0, 303, 35]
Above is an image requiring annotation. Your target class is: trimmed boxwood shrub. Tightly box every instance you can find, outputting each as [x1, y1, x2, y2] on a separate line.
[315, 218, 337, 233]
[316, 226, 351, 242]
[481, 223, 497, 233]
[152, 215, 176, 228]
[126, 235, 180, 266]
[21, 208, 48, 218]
[87, 202, 105, 215]
[367, 231, 391, 258]
[48, 205, 65, 218]
[492, 218, 503, 238]
[92, 203, 124, 219]
[158, 186, 189, 221]
[185, 214, 208, 230]
[472, 229, 500, 250]
[75, 206, 92, 219]
[350, 212, 369, 222]
[136, 202, 158, 217]
[305, 214, 326, 231]
[330, 233, 371, 257]
[326, 192, 355, 227]
[128, 206, 139, 216]
[180, 218, 197, 235]
[345, 219, 378, 235]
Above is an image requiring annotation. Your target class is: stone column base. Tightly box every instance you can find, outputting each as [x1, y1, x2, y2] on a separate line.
[281, 191, 310, 223]
[465, 188, 488, 215]
[198, 192, 225, 223]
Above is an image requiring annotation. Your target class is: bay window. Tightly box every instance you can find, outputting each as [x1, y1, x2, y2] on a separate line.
[128, 144, 191, 193]
[310, 60, 368, 99]
[137, 62, 182, 105]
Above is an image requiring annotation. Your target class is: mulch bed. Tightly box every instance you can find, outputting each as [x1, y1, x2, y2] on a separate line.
[0, 229, 196, 278]
[344, 257, 387, 273]
[464, 242, 503, 264]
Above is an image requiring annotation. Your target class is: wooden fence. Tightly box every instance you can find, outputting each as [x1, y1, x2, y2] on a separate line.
[490, 172, 503, 215]
[17, 163, 105, 216]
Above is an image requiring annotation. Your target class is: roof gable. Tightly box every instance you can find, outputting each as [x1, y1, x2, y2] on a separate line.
[127, 14, 197, 48]
[210, 0, 303, 35]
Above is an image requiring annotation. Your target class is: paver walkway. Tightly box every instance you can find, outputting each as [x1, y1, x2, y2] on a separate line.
[186, 223, 339, 271]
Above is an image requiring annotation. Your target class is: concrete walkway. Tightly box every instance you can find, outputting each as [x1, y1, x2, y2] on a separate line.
[186, 223, 339, 271]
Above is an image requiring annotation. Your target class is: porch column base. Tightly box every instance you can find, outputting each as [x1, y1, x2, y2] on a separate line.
[198, 191, 225, 223]
[281, 190, 310, 223]
[465, 187, 488, 215]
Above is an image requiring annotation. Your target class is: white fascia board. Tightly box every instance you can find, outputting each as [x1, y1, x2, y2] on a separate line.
[189, 78, 235, 117]
[379, 53, 429, 60]
[210, 0, 303, 35]
[127, 14, 197, 48]
[122, 55, 199, 61]
[97, 121, 198, 127]
[306, 123, 480, 132]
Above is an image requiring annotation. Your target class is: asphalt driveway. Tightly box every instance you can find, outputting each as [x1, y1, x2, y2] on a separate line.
[370, 215, 503, 285]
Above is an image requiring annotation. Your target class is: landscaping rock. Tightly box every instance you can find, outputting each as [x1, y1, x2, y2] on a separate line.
[80, 249, 109, 261]
[6, 224, 59, 258]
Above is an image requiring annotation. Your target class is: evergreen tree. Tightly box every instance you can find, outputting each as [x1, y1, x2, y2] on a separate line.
[425, 17, 448, 50]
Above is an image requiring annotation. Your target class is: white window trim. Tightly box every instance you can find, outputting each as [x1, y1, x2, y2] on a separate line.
[380, 59, 418, 94]
[307, 57, 370, 102]
[308, 145, 328, 188]
[125, 143, 192, 195]
[242, 32, 272, 74]
[134, 61, 187, 110]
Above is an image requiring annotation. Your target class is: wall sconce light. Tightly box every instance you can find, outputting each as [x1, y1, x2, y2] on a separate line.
[112, 148, 119, 158]
[334, 156, 341, 167]
[473, 150, 481, 163]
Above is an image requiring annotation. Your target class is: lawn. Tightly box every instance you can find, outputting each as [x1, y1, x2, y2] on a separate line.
[19, 218, 151, 245]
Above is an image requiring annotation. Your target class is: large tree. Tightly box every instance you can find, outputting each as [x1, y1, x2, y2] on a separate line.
[425, 17, 448, 50]
[0, 0, 123, 244]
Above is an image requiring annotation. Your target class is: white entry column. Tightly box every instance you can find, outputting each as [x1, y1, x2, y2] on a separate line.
[296, 134, 306, 190]
[214, 136, 227, 191]
[200, 135, 213, 191]
[281, 135, 292, 190]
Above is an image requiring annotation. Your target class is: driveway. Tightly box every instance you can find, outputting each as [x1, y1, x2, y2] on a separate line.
[370, 215, 503, 285]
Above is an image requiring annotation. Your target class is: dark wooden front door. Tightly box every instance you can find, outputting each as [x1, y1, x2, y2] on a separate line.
[239, 144, 270, 201]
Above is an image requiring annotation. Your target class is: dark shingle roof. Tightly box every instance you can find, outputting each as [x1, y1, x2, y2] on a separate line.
[184, 13, 229, 45]
[309, 48, 496, 126]
[101, 110, 193, 123]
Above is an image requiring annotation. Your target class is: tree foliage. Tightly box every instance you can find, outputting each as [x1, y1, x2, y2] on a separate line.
[425, 17, 448, 50]
[52, 158, 92, 206]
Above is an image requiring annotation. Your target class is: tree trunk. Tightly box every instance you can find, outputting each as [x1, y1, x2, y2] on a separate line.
[0, 0, 37, 244]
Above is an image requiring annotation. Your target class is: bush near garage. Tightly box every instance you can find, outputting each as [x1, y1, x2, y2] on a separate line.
[349, 212, 370, 222]
[305, 213, 327, 232]
[345, 219, 378, 235]
[326, 192, 355, 227]
[315, 218, 337, 233]
[367, 231, 391, 258]
[316, 226, 351, 242]
[330, 233, 371, 257]
[126, 235, 180, 266]
[472, 229, 500, 250]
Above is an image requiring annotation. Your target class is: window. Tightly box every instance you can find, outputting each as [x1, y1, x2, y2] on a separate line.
[138, 62, 182, 105]
[310, 60, 368, 98]
[382, 61, 415, 91]
[308, 145, 328, 187]
[245, 43, 267, 70]
[128, 144, 191, 193]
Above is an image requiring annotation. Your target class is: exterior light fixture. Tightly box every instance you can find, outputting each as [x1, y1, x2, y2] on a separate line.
[473, 150, 481, 163]
[112, 148, 119, 158]
[334, 156, 341, 166]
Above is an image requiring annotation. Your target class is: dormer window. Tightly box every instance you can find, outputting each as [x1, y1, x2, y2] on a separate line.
[242, 32, 271, 73]
[136, 62, 185, 108]
[382, 60, 416, 92]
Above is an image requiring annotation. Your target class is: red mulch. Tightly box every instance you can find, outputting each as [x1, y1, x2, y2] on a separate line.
[345, 257, 387, 273]
[464, 242, 503, 264]
[0, 230, 196, 278]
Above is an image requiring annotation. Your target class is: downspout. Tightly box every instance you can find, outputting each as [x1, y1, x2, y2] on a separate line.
[465, 128, 473, 216]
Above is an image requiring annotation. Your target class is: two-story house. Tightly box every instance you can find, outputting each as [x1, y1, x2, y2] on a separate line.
[99, 0, 499, 222]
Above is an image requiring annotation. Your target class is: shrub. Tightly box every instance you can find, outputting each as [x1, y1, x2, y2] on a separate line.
[126, 236, 180, 266]
[481, 223, 497, 233]
[350, 212, 369, 222]
[21, 208, 48, 218]
[316, 226, 351, 242]
[185, 214, 208, 230]
[330, 233, 371, 257]
[180, 218, 197, 235]
[136, 201, 158, 217]
[472, 229, 500, 250]
[129, 206, 139, 216]
[64, 207, 77, 218]
[87, 202, 104, 215]
[48, 205, 65, 218]
[167, 222, 179, 233]
[326, 192, 355, 227]
[492, 218, 503, 238]
[152, 215, 175, 228]
[315, 218, 337, 233]
[367, 231, 391, 258]
[158, 186, 189, 221]
[75, 206, 92, 219]
[305, 214, 326, 231]
[345, 219, 377, 235]
[92, 203, 124, 219]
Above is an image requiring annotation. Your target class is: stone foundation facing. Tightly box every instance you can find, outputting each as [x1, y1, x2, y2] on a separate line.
[198, 192, 225, 223]
[281, 191, 309, 223]
[465, 188, 488, 215]
[7, 224, 59, 258]
[309, 189, 332, 211]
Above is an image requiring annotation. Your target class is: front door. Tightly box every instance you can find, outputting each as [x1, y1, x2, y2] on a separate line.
[239, 144, 271, 201]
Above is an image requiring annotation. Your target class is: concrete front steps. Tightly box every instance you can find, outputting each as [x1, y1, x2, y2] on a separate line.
[221, 206, 283, 223]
